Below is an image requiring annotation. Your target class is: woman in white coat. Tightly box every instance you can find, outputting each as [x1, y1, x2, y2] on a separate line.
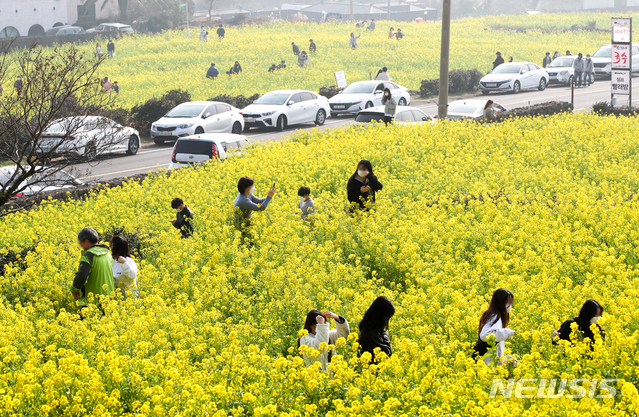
[298, 310, 350, 371]
[110, 236, 138, 299]
[473, 288, 515, 365]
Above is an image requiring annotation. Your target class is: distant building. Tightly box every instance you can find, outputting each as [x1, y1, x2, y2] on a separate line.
[0, 0, 118, 37]
[208, 6, 256, 20]
[536, 0, 639, 12]
[283, 1, 436, 23]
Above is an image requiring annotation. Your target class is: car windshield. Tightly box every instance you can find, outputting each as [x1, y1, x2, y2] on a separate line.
[354, 112, 384, 123]
[342, 83, 376, 94]
[549, 57, 574, 67]
[491, 64, 522, 74]
[254, 93, 291, 105]
[449, 102, 482, 114]
[175, 140, 216, 157]
[165, 105, 205, 118]
[592, 45, 611, 58]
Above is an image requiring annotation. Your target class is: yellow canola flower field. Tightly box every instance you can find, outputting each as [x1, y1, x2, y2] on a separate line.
[2, 113, 639, 415]
[79, 12, 630, 108]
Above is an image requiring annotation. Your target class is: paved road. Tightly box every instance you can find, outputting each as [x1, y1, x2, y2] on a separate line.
[73, 79, 635, 182]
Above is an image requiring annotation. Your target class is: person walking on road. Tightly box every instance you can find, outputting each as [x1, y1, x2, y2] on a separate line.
[107, 39, 115, 58]
[492, 51, 504, 70]
[584, 54, 594, 86]
[573, 53, 586, 87]
[381, 88, 396, 126]
[292, 42, 300, 55]
[217, 25, 225, 39]
[206, 63, 219, 79]
[543, 52, 552, 68]
[350, 32, 361, 49]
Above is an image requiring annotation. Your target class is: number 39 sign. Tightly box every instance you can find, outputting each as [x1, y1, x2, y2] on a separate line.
[612, 44, 631, 69]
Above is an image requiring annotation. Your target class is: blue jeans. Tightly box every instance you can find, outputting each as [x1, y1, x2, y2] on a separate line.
[575, 71, 583, 86]
[585, 72, 594, 85]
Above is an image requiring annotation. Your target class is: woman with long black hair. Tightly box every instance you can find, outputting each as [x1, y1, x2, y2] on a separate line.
[110, 236, 138, 299]
[358, 296, 395, 361]
[346, 159, 383, 211]
[552, 299, 605, 346]
[473, 288, 515, 365]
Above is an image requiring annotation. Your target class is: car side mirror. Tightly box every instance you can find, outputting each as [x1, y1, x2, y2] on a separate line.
[288, 101, 294, 105]
[422, 117, 428, 121]
[203, 112, 210, 119]
[374, 90, 382, 94]
[338, 91, 342, 94]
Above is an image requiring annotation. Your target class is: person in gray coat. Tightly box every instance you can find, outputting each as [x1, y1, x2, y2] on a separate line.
[584, 54, 594, 86]
[233, 176, 276, 230]
[350, 32, 361, 49]
[572, 53, 586, 87]
[381, 88, 396, 126]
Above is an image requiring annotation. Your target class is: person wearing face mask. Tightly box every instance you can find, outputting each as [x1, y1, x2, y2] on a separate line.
[233, 176, 276, 231]
[381, 88, 397, 126]
[346, 159, 383, 211]
[473, 288, 515, 365]
[297, 186, 315, 220]
[552, 299, 605, 346]
[298, 310, 350, 370]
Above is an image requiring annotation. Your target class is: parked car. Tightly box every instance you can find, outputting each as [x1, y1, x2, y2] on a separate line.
[168, 133, 250, 170]
[151, 101, 244, 145]
[0, 166, 83, 197]
[44, 26, 84, 36]
[546, 56, 576, 86]
[329, 81, 411, 116]
[444, 99, 507, 120]
[40, 116, 140, 160]
[86, 23, 135, 34]
[479, 62, 549, 94]
[590, 43, 639, 79]
[353, 106, 433, 125]
[241, 90, 331, 131]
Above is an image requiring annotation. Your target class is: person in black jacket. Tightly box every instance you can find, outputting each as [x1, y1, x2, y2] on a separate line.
[542, 52, 552, 68]
[170, 198, 194, 238]
[226, 61, 242, 75]
[358, 296, 395, 362]
[552, 299, 605, 346]
[347, 159, 383, 211]
[292, 42, 300, 55]
[217, 25, 225, 39]
[492, 51, 504, 70]
[107, 39, 115, 58]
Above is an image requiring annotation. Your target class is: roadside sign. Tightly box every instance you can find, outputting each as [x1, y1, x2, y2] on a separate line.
[612, 70, 631, 95]
[612, 44, 631, 69]
[334, 70, 347, 88]
[611, 17, 632, 105]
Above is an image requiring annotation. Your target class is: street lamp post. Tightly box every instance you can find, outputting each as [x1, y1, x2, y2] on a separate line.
[437, 0, 452, 119]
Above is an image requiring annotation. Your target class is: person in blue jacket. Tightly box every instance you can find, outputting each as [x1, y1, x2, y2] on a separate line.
[206, 63, 219, 79]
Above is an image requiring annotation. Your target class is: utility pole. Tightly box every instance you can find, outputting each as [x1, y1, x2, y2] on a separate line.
[388, 0, 391, 20]
[350, 0, 353, 21]
[437, 0, 452, 119]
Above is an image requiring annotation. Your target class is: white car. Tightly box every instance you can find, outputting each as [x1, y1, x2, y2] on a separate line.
[151, 101, 244, 145]
[591, 43, 639, 79]
[86, 23, 135, 34]
[545, 56, 576, 86]
[169, 133, 250, 170]
[241, 90, 330, 131]
[479, 62, 549, 94]
[329, 81, 411, 116]
[353, 106, 433, 125]
[40, 116, 140, 160]
[444, 99, 507, 120]
[0, 166, 83, 197]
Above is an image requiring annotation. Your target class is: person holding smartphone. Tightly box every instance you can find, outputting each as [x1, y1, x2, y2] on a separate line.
[233, 177, 276, 231]
[347, 159, 383, 211]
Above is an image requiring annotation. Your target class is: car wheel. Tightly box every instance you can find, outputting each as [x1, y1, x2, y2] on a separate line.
[538, 78, 547, 91]
[481, 90, 490, 95]
[126, 135, 140, 155]
[276, 114, 287, 131]
[153, 138, 165, 145]
[567, 76, 574, 87]
[331, 112, 339, 118]
[315, 109, 326, 126]
[512, 81, 521, 94]
[398, 97, 407, 106]
[365, 101, 374, 109]
[232, 122, 242, 134]
[194, 126, 204, 135]
[84, 143, 97, 161]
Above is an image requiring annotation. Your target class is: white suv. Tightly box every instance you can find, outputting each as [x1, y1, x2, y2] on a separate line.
[86, 23, 134, 34]
[591, 43, 639, 79]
